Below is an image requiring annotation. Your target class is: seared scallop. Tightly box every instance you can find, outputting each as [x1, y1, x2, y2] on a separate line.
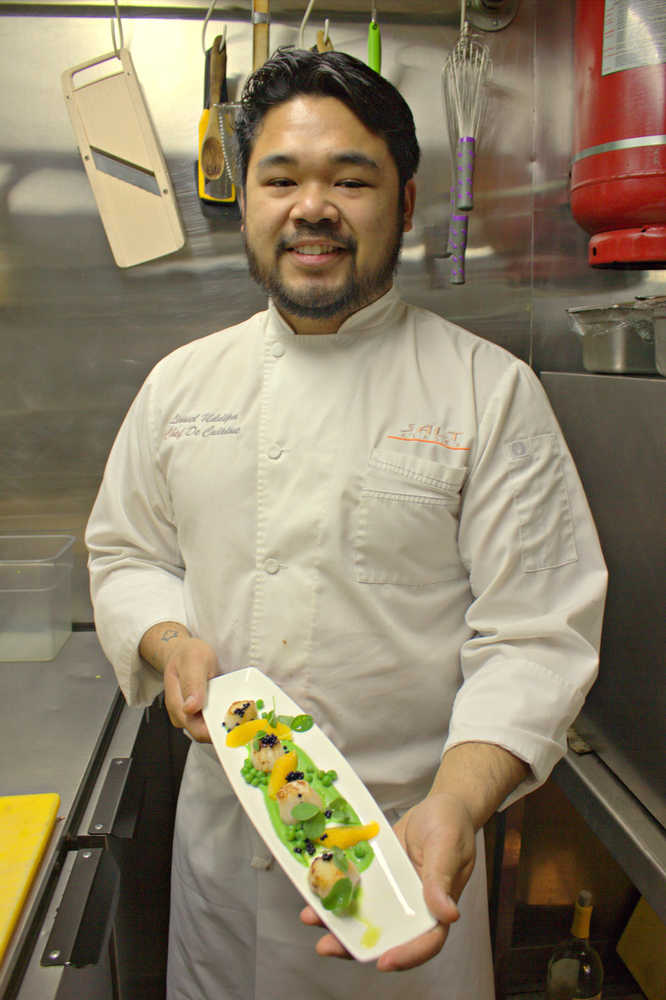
[276, 779, 324, 825]
[224, 700, 258, 730]
[308, 852, 360, 899]
[250, 733, 287, 773]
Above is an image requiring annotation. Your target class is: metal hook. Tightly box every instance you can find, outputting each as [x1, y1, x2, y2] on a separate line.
[202, 1, 227, 54]
[110, 0, 124, 54]
[298, 0, 315, 50]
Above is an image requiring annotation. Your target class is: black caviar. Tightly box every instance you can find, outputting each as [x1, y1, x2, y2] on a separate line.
[258, 732, 279, 747]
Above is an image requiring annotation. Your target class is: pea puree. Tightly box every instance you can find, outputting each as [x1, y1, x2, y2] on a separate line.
[243, 741, 375, 873]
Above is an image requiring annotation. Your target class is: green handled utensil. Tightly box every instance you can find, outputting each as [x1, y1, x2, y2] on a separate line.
[368, 4, 381, 74]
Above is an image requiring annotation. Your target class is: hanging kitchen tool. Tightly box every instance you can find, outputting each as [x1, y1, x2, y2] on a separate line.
[315, 20, 334, 53]
[253, 0, 270, 70]
[205, 0, 271, 198]
[368, 4, 381, 74]
[196, 24, 237, 214]
[298, 0, 314, 50]
[200, 34, 227, 181]
[442, 58, 460, 259]
[61, 2, 184, 268]
[442, 2, 491, 213]
[220, 102, 243, 190]
[441, 0, 491, 282]
[298, 0, 333, 53]
[448, 212, 469, 284]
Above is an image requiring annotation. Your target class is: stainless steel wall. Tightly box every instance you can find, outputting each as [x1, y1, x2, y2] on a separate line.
[1, 0, 664, 619]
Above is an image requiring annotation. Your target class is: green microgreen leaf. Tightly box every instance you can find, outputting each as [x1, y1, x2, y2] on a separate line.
[303, 813, 326, 840]
[322, 877, 353, 912]
[331, 846, 348, 873]
[291, 714, 314, 732]
[328, 797, 355, 824]
[291, 802, 321, 822]
[256, 699, 264, 710]
[277, 714, 294, 727]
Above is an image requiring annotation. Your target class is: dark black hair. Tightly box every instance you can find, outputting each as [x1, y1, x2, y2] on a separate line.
[235, 47, 420, 191]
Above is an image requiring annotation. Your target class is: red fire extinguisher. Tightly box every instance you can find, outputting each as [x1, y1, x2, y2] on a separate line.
[571, 0, 666, 267]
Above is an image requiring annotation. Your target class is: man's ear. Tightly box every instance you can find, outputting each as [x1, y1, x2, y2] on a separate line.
[402, 179, 416, 233]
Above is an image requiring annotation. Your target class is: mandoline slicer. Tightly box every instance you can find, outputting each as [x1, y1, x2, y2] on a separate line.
[62, 47, 185, 268]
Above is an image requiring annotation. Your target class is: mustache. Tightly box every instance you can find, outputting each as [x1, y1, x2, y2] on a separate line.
[277, 224, 357, 254]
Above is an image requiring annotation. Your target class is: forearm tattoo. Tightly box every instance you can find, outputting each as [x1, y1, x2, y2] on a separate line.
[160, 628, 184, 643]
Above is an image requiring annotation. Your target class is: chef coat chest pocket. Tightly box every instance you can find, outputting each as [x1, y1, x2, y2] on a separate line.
[353, 448, 467, 585]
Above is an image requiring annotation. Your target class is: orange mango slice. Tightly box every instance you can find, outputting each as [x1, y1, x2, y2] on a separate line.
[267, 750, 298, 799]
[317, 821, 380, 849]
[225, 717, 291, 748]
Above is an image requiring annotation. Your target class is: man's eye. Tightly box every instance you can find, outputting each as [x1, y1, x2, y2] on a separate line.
[267, 178, 296, 187]
[336, 179, 367, 189]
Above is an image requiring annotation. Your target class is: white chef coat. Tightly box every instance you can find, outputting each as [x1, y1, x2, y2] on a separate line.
[86, 287, 607, 1000]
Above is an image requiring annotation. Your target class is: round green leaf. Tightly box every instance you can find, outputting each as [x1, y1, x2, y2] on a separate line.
[291, 714, 314, 732]
[291, 802, 321, 821]
[322, 877, 353, 912]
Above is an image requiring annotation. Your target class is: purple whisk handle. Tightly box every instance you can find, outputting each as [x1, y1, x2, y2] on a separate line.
[449, 213, 468, 285]
[456, 136, 475, 210]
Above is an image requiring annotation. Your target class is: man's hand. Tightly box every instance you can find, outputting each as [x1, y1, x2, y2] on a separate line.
[162, 636, 220, 742]
[300, 741, 529, 971]
[299, 791, 472, 971]
[139, 622, 220, 742]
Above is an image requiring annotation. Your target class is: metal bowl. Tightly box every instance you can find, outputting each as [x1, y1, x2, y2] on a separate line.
[567, 301, 658, 374]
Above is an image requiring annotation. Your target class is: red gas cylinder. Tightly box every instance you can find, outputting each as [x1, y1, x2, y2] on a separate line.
[571, 0, 666, 267]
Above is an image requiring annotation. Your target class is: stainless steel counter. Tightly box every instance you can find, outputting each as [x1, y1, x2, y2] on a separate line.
[0, 632, 143, 999]
[553, 747, 666, 925]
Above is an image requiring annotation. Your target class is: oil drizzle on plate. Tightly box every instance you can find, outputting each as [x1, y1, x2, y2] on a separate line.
[349, 891, 382, 949]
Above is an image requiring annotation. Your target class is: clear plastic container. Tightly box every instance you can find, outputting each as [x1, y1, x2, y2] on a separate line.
[0, 534, 75, 661]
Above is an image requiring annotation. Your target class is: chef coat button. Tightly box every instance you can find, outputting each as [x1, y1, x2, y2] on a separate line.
[264, 558, 280, 575]
[268, 445, 282, 460]
[271, 343, 285, 358]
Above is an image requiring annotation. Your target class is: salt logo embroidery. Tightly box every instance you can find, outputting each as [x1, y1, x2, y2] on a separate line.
[387, 424, 470, 451]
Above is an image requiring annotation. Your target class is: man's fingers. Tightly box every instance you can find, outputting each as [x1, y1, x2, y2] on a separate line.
[299, 905, 324, 927]
[376, 923, 449, 972]
[162, 638, 218, 742]
[299, 907, 352, 960]
[315, 934, 353, 960]
[184, 711, 212, 743]
[420, 839, 465, 921]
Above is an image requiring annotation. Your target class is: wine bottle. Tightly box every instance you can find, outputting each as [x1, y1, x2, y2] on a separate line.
[546, 890, 604, 999]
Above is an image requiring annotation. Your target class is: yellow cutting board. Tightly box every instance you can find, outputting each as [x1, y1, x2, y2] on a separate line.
[0, 793, 60, 964]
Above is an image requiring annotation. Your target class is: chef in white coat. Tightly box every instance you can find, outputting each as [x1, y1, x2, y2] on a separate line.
[86, 49, 607, 1000]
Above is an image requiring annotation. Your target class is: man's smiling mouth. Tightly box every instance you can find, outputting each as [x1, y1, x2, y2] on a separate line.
[289, 244, 345, 256]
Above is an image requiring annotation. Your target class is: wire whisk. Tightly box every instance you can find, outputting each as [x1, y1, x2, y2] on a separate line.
[441, 3, 492, 282]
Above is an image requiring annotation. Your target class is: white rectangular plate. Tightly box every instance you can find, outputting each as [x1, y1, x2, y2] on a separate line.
[203, 667, 437, 962]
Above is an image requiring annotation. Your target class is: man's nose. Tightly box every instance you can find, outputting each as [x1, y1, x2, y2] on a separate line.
[289, 183, 340, 225]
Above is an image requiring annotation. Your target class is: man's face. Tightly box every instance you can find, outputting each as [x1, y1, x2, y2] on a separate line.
[241, 95, 415, 334]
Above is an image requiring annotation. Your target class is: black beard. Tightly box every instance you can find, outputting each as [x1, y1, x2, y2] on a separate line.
[243, 217, 404, 320]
